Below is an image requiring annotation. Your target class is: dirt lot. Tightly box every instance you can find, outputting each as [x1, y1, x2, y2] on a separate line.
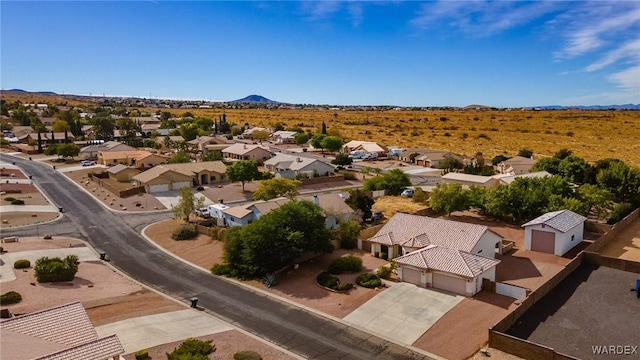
[0, 212, 60, 228]
[144, 219, 390, 319]
[599, 215, 640, 262]
[507, 263, 640, 360]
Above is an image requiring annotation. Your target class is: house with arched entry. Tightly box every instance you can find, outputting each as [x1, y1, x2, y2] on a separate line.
[133, 161, 227, 193]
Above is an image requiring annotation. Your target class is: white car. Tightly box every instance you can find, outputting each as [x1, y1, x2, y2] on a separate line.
[401, 188, 415, 197]
[81, 160, 96, 167]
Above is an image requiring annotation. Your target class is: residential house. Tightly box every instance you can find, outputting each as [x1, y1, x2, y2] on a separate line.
[441, 172, 499, 188]
[398, 148, 463, 168]
[342, 140, 386, 155]
[80, 141, 136, 160]
[188, 135, 233, 153]
[155, 135, 186, 148]
[270, 130, 298, 144]
[365, 213, 503, 296]
[263, 154, 335, 179]
[112, 129, 142, 141]
[133, 161, 227, 193]
[18, 132, 75, 146]
[522, 209, 586, 256]
[107, 164, 141, 182]
[496, 171, 552, 186]
[0, 301, 124, 360]
[222, 143, 272, 164]
[98, 150, 166, 168]
[497, 156, 536, 175]
[141, 123, 161, 136]
[134, 153, 169, 169]
[241, 127, 268, 139]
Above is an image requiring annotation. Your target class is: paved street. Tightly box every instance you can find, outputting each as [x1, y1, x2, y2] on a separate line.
[2, 154, 435, 360]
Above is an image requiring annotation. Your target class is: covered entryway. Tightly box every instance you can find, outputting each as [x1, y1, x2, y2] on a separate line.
[432, 272, 466, 295]
[171, 181, 191, 190]
[402, 267, 422, 286]
[149, 184, 169, 193]
[200, 174, 209, 185]
[531, 230, 555, 254]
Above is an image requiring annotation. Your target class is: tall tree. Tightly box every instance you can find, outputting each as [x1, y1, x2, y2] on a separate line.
[172, 186, 205, 223]
[345, 188, 374, 220]
[252, 178, 301, 200]
[226, 160, 260, 191]
[310, 134, 327, 152]
[320, 136, 343, 153]
[429, 183, 470, 216]
[91, 115, 115, 140]
[30, 116, 46, 153]
[362, 169, 411, 195]
[321, 121, 327, 135]
[56, 143, 80, 159]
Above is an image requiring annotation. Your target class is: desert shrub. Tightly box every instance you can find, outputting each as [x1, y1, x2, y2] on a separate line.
[337, 282, 354, 291]
[211, 263, 231, 276]
[171, 224, 198, 240]
[328, 255, 362, 274]
[4, 197, 16, 202]
[377, 265, 393, 280]
[166, 338, 215, 360]
[338, 170, 357, 180]
[34, 255, 79, 283]
[209, 226, 226, 241]
[608, 202, 635, 225]
[13, 259, 30, 269]
[0, 291, 22, 305]
[234, 350, 263, 360]
[11, 199, 25, 205]
[134, 349, 149, 360]
[317, 271, 339, 289]
[356, 273, 382, 288]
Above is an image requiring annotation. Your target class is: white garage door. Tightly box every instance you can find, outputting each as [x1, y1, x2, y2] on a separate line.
[401, 267, 422, 286]
[433, 272, 467, 295]
[171, 181, 191, 190]
[149, 184, 169, 193]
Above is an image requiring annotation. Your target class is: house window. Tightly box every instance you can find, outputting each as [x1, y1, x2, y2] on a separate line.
[571, 235, 575, 241]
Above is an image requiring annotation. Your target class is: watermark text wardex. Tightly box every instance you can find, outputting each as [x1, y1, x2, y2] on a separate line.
[592, 345, 638, 355]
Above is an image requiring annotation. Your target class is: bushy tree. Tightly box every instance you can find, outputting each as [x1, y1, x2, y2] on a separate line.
[320, 136, 343, 153]
[34, 255, 79, 283]
[331, 153, 353, 166]
[56, 143, 80, 159]
[172, 187, 205, 223]
[517, 148, 534, 158]
[216, 200, 333, 279]
[429, 183, 469, 216]
[345, 188, 374, 220]
[310, 134, 327, 152]
[337, 220, 361, 249]
[558, 155, 591, 184]
[251, 130, 270, 143]
[362, 169, 410, 196]
[437, 157, 464, 172]
[168, 151, 191, 164]
[576, 184, 612, 218]
[530, 157, 561, 174]
[294, 132, 309, 145]
[226, 160, 260, 191]
[201, 150, 223, 161]
[491, 154, 510, 166]
[252, 178, 301, 200]
[91, 115, 115, 140]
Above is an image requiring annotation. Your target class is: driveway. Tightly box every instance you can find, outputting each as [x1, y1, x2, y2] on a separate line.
[343, 282, 464, 345]
[96, 309, 233, 354]
[153, 189, 216, 209]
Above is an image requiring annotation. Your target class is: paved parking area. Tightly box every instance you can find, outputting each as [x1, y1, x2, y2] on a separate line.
[343, 282, 463, 345]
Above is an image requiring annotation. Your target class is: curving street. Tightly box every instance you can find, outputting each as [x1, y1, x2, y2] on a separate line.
[1, 155, 434, 360]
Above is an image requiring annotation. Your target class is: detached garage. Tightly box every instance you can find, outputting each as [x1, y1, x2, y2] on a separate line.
[523, 209, 587, 256]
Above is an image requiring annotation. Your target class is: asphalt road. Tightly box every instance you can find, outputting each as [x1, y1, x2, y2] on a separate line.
[2, 155, 435, 360]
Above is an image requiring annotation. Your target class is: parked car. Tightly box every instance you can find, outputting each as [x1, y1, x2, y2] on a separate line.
[81, 160, 96, 166]
[401, 188, 415, 198]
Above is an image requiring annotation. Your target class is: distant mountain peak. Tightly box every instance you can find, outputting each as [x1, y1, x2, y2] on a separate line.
[229, 94, 280, 104]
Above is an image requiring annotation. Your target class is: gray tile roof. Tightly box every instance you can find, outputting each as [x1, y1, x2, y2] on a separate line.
[521, 209, 587, 233]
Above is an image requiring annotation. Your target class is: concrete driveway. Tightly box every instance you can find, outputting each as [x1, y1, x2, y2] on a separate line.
[343, 282, 464, 345]
[153, 190, 214, 209]
[96, 309, 233, 354]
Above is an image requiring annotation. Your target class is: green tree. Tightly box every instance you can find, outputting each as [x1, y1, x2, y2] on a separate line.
[412, 187, 429, 204]
[56, 143, 80, 159]
[52, 119, 69, 132]
[321, 121, 327, 135]
[429, 183, 470, 216]
[44, 143, 59, 156]
[226, 160, 260, 191]
[253, 178, 301, 200]
[294, 132, 309, 145]
[545, 195, 589, 215]
[201, 150, 223, 161]
[194, 117, 213, 131]
[34, 255, 79, 283]
[517, 148, 534, 158]
[331, 153, 353, 166]
[217, 200, 333, 279]
[437, 157, 464, 172]
[530, 157, 561, 174]
[363, 169, 411, 196]
[172, 187, 205, 223]
[345, 188, 374, 220]
[337, 220, 361, 249]
[30, 116, 46, 153]
[553, 148, 573, 160]
[180, 123, 199, 141]
[310, 134, 327, 152]
[491, 154, 510, 166]
[91, 115, 115, 140]
[251, 130, 270, 143]
[272, 122, 285, 131]
[558, 155, 590, 184]
[320, 136, 343, 153]
[116, 117, 138, 139]
[166, 338, 215, 360]
[168, 151, 191, 164]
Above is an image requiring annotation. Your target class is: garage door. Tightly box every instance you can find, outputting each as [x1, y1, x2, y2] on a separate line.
[531, 230, 555, 254]
[401, 267, 422, 286]
[149, 184, 169, 193]
[433, 272, 466, 295]
[171, 181, 191, 190]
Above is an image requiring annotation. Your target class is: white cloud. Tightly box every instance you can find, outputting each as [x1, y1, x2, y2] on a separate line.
[608, 65, 640, 97]
[585, 39, 640, 72]
[299, 0, 364, 27]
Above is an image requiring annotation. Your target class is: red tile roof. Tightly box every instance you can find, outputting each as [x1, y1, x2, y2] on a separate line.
[395, 245, 500, 278]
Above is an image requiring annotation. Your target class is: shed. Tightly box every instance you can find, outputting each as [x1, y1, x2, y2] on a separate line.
[522, 209, 587, 256]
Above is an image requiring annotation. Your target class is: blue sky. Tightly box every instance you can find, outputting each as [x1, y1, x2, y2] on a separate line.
[2, 1, 639, 107]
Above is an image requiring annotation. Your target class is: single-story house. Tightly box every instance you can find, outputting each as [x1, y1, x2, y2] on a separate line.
[80, 141, 136, 160]
[141, 123, 161, 136]
[270, 130, 298, 144]
[188, 135, 234, 152]
[241, 127, 268, 138]
[399, 149, 463, 168]
[112, 129, 143, 140]
[497, 156, 536, 175]
[107, 164, 141, 182]
[18, 132, 75, 146]
[134, 153, 169, 169]
[264, 154, 335, 179]
[496, 171, 552, 186]
[522, 209, 587, 256]
[342, 140, 386, 155]
[441, 172, 499, 188]
[0, 301, 124, 360]
[365, 213, 502, 296]
[133, 161, 227, 193]
[222, 143, 272, 164]
[98, 150, 166, 168]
